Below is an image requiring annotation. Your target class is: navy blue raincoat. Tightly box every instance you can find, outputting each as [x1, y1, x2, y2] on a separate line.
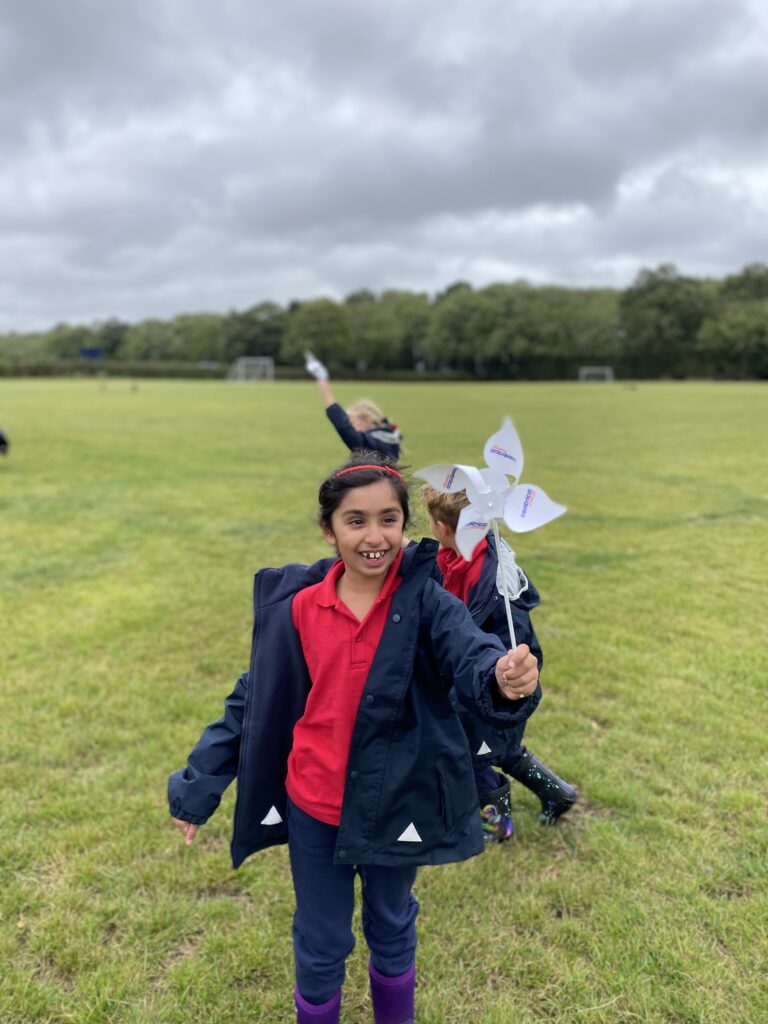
[325, 403, 401, 460]
[168, 539, 540, 869]
[441, 534, 543, 768]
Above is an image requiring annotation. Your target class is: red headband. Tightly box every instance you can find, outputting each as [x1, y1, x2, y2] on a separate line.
[334, 464, 403, 479]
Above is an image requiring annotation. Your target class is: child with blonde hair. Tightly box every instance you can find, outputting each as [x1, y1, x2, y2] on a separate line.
[304, 351, 401, 460]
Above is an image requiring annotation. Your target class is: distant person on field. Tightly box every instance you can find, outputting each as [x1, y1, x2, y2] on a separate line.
[304, 350, 401, 460]
[0, 427, 9, 456]
[421, 484, 579, 840]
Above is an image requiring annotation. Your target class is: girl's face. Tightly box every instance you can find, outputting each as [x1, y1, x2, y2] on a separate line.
[322, 479, 405, 584]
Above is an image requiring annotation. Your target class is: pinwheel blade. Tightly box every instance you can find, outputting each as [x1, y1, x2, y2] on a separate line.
[484, 417, 524, 481]
[455, 505, 491, 560]
[413, 464, 470, 494]
[503, 483, 566, 533]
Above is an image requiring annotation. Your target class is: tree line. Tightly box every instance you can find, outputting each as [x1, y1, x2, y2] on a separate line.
[1, 263, 767, 379]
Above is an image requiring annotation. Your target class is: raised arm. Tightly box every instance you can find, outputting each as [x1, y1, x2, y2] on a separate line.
[324, 401, 372, 451]
[315, 378, 336, 407]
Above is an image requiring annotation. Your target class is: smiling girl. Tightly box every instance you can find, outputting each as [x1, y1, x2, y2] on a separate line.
[168, 452, 541, 1024]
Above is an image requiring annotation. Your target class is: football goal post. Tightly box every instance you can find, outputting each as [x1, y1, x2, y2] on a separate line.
[578, 365, 615, 382]
[226, 357, 275, 382]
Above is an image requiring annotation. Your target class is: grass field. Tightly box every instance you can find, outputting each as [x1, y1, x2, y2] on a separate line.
[1, 378, 766, 1024]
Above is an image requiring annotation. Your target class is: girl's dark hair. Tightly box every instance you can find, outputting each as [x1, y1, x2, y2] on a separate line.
[318, 450, 410, 530]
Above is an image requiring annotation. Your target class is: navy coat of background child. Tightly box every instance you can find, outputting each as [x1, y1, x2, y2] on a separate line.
[168, 539, 540, 869]
[442, 533, 543, 768]
[325, 403, 401, 460]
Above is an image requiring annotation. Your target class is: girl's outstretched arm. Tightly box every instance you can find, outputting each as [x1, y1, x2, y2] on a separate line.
[424, 580, 541, 726]
[167, 672, 248, 832]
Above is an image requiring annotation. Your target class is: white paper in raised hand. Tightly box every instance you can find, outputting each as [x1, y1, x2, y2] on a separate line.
[303, 350, 329, 381]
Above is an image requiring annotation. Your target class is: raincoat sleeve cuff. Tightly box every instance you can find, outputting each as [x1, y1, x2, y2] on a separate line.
[476, 674, 542, 726]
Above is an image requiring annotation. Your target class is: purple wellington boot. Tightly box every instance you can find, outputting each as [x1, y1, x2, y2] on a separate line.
[294, 986, 341, 1024]
[369, 961, 415, 1024]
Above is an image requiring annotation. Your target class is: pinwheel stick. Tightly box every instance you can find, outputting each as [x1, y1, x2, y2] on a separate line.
[491, 519, 517, 651]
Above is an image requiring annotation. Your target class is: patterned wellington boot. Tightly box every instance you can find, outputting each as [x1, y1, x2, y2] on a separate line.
[478, 776, 514, 843]
[369, 962, 415, 1024]
[508, 749, 578, 825]
[294, 986, 341, 1024]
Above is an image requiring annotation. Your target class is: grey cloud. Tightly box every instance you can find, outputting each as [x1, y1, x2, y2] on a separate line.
[0, 0, 766, 330]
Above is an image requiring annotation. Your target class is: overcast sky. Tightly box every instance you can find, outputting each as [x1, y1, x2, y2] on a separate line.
[1, 0, 767, 331]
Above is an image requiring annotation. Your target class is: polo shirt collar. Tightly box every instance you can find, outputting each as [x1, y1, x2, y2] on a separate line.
[314, 548, 405, 609]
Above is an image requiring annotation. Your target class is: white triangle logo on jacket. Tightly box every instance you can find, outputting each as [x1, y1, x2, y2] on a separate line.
[397, 822, 422, 843]
[261, 805, 283, 826]
[476, 741, 492, 755]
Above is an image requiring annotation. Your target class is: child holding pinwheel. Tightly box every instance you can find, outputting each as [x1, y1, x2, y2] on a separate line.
[304, 350, 401, 460]
[168, 452, 540, 1023]
[421, 483, 578, 840]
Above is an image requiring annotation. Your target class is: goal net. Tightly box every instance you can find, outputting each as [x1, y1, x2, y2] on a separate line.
[578, 365, 615, 382]
[226, 357, 275, 382]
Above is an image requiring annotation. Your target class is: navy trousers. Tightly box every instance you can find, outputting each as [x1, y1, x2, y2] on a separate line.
[287, 799, 419, 1005]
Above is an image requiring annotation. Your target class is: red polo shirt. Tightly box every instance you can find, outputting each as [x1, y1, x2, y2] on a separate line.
[436, 538, 487, 603]
[286, 549, 404, 825]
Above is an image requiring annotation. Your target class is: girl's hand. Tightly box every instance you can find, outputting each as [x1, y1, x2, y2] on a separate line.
[171, 817, 200, 846]
[495, 644, 539, 700]
[304, 350, 329, 381]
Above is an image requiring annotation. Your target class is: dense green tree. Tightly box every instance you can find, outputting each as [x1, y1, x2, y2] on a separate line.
[164, 314, 225, 361]
[345, 289, 377, 305]
[435, 280, 473, 302]
[721, 263, 768, 303]
[619, 265, 713, 377]
[423, 287, 497, 375]
[47, 323, 98, 359]
[95, 319, 130, 357]
[4, 265, 767, 379]
[697, 300, 768, 378]
[482, 283, 536, 376]
[380, 290, 432, 368]
[281, 299, 353, 367]
[0, 331, 49, 362]
[344, 297, 401, 370]
[119, 319, 176, 361]
[219, 302, 287, 363]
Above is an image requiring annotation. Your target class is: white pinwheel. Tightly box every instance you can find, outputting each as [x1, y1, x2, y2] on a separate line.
[415, 417, 566, 647]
